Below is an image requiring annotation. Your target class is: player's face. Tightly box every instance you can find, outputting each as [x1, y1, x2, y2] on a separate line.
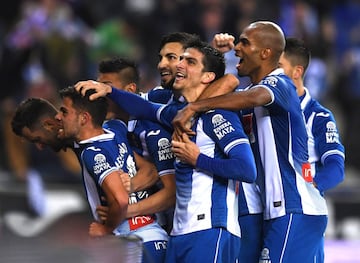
[157, 42, 184, 89]
[173, 47, 207, 100]
[56, 97, 81, 141]
[234, 27, 264, 80]
[21, 122, 65, 152]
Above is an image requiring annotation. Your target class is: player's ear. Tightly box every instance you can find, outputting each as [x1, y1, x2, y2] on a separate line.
[80, 112, 90, 125]
[260, 48, 271, 59]
[125, 83, 137, 94]
[202, 72, 216, 84]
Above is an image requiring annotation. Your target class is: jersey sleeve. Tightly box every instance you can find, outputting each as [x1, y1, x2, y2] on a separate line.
[311, 110, 345, 192]
[145, 127, 176, 177]
[196, 109, 256, 183]
[312, 111, 345, 162]
[81, 146, 119, 186]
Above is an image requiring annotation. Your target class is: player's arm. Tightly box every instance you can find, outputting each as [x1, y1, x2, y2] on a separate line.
[131, 151, 159, 192]
[89, 170, 129, 237]
[126, 173, 175, 218]
[313, 154, 345, 192]
[197, 74, 239, 100]
[172, 86, 272, 137]
[75, 80, 162, 121]
[172, 133, 256, 183]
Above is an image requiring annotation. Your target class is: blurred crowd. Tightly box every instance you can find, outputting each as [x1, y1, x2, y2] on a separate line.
[0, 0, 360, 197]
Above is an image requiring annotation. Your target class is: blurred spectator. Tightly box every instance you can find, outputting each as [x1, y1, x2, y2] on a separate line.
[332, 0, 360, 172]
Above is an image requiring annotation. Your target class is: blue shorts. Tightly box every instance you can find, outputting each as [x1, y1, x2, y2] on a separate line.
[143, 239, 167, 263]
[239, 213, 263, 263]
[164, 228, 240, 263]
[261, 213, 327, 263]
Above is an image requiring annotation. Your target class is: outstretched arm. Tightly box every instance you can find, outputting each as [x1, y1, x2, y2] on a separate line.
[75, 80, 162, 121]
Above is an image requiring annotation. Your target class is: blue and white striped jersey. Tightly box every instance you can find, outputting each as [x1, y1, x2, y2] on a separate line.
[299, 88, 345, 215]
[75, 121, 167, 241]
[127, 119, 175, 177]
[241, 68, 310, 220]
[157, 102, 256, 236]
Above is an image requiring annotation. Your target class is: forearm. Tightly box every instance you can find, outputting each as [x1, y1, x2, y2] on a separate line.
[196, 146, 256, 183]
[126, 188, 175, 218]
[313, 154, 345, 192]
[189, 87, 270, 113]
[197, 74, 239, 100]
[105, 202, 128, 233]
[131, 174, 159, 192]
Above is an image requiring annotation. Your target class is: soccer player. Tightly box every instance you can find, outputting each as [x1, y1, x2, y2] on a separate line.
[170, 21, 322, 263]
[74, 38, 257, 263]
[56, 86, 168, 263]
[96, 57, 176, 234]
[279, 37, 345, 262]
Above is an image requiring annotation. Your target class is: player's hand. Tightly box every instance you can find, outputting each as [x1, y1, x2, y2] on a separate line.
[119, 170, 131, 193]
[89, 221, 111, 237]
[211, 33, 235, 53]
[96, 204, 109, 223]
[172, 133, 200, 166]
[74, 80, 112, 100]
[172, 105, 196, 141]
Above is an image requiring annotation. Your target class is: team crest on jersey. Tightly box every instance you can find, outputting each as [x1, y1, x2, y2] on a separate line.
[93, 153, 111, 175]
[212, 114, 235, 140]
[325, 121, 340, 143]
[260, 76, 278, 87]
[157, 138, 175, 161]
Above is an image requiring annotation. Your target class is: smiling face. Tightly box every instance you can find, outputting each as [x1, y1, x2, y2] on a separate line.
[157, 42, 185, 89]
[56, 97, 82, 142]
[21, 118, 65, 152]
[172, 47, 209, 102]
[234, 26, 264, 81]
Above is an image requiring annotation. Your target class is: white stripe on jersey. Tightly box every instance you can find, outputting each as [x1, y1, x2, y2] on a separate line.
[254, 106, 286, 219]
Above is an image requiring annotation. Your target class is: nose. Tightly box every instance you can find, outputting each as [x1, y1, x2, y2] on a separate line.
[55, 112, 61, 121]
[157, 57, 167, 70]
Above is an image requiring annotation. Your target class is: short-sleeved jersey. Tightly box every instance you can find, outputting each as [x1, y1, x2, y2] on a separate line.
[75, 122, 166, 241]
[140, 86, 174, 104]
[241, 68, 310, 220]
[157, 102, 253, 237]
[128, 119, 175, 177]
[299, 88, 345, 214]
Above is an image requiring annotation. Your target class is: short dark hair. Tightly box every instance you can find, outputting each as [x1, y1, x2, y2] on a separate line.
[158, 32, 200, 52]
[185, 38, 225, 81]
[11, 98, 57, 136]
[284, 37, 311, 73]
[98, 57, 140, 86]
[59, 86, 108, 127]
